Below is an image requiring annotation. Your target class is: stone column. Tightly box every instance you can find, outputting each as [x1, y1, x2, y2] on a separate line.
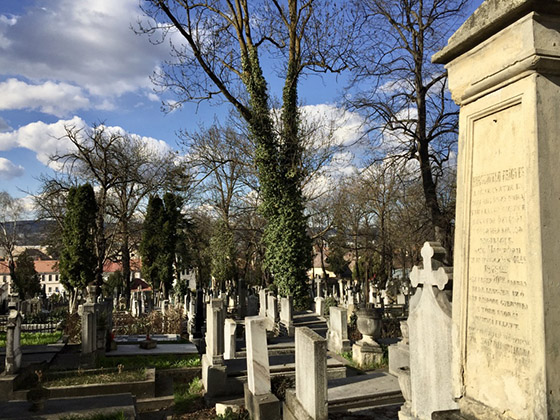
[338, 280, 345, 304]
[284, 327, 328, 420]
[432, 2, 560, 419]
[266, 293, 278, 331]
[258, 288, 268, 318]
[327, 306, 350, 354]
[202, 298, 227, 397]
[79, 287, 98, 355]
[5, 295, 22, 375]
[244, 316, 281, 420]
[224, 318, 237, 360]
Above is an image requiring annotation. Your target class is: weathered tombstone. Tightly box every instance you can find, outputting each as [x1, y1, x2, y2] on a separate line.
[79, 285, 97, 355]
[266, 293, 278, 331]
[314, 296, 325, 317]
[397, 242, 456, 420]
[202, 298, 227, 397]
[247, 294, 259, 316]
[326, 306, 350, 354]
[283, 327, 328, 420]
[315, 279, 323, 299]
[238, 279, 247, 319]
[224, 318, 237, 360]
[279, 296, 295, 337]
[5, 295, 22, 375]
[431, 2, 560, 419]
[161, 299, 169, 316]
[338, 280, 345, 304]
[258, 288, 268, 318]
[244, 316, 281, 420]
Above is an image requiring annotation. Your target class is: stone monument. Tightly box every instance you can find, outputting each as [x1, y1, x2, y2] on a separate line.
[432, 1, 560, 418]
[5, 295, 22, 375]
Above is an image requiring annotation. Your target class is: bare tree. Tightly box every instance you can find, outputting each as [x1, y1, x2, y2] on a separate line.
[0, 192, 25, 289]
[347, 0, 467, 256]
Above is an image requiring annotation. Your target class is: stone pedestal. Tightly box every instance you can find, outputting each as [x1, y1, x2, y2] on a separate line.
[432, 1, 560, 418]
[352, 342, 384, 368]
[314, 297, 325, 317]
[388, 321, 410, 377]
[258, 289, 268, 318]
[79, 301, 97, 355]
[202, 299, 226, 396]
[266, 293, 278, 332]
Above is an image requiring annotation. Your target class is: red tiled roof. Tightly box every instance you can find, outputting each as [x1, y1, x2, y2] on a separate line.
[0, 259, 142, 275]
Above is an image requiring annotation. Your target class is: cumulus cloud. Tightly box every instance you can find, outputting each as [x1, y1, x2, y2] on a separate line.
[0, 0, 173, 99]
[0, 117, 171, 169]
[0, 157, 24, 180]
[0, 78, 90, 116]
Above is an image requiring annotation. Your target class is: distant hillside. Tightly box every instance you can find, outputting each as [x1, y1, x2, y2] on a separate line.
[3, 220, 58, 246]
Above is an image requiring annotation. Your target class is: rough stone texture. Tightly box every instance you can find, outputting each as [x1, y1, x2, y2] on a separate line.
[205, 298, 225, 365]
[224, 318, 237, 360]
[244, 383, 281, 420]
[399, 242, 457, 420]
[283, 389, 315, 420]
[327, 306, 351, 354]
[245, 316, 271, 396]
[352, 342, 383, 368]
[294, 327, 327, 420]
[435, 3, 560, 418]
[5, 298, 22, 375]
[280, 296, 295, 337]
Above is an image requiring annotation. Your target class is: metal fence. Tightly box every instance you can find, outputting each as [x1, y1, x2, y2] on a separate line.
[0, 314, 61, 334]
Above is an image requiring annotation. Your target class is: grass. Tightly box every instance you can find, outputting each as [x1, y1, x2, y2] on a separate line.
[45, 369, 146, 387]
[59, 412, 126, 420]
[0, 331, 62, 347]
[96, 354, 201, 370]
[174, 377, 205, 414]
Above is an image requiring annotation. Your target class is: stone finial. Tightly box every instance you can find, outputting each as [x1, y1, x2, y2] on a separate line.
[409, 242, 449, 291]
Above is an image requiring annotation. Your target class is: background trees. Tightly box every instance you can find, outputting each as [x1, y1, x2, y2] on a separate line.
[347, 0, 467, 257]
[0, 192, 25, 289]
[13, 250, 41, 300]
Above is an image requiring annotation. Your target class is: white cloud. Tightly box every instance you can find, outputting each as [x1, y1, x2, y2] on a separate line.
[0, 78, 90, 117]
[0, 0, 174, 98]
[0, 117, 84, 165]
[0, 157, 24, 180]
[0, 117, 171, 170]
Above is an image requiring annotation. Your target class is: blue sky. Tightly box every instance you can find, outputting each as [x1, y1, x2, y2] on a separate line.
[0, 0, 483, 201]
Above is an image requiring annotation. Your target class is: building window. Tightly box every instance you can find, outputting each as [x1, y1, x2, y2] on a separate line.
[48, 287, 52, 293]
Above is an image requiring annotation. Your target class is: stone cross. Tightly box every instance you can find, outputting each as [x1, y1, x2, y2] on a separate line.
[409, 242, 449, 291]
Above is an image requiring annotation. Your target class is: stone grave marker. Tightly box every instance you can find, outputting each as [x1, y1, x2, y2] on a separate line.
[266, 293, 278, 331]
[258, 288, 268, 318]
[202, 298, 227, 397]
[79, 286, 98, 355]
[224, 318, 237, 360]
[432, 1, 560, 418]
[327, 306, 350, 354]
[397, 242, 456, 420]
[280, 296, 294, 337]
[283, 327, 328, 420]
[243, 316, 281, 420]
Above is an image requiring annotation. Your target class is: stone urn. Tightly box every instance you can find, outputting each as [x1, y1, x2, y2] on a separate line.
[356, 307, 382, 346]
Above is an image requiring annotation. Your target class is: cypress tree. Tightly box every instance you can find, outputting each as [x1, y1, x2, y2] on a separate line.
[59, 184, 97, 312]
[13, 250, 41, 299]
[140, 195, 165, 294]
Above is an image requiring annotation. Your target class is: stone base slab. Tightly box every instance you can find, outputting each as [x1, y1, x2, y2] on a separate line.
[244, 383, 281, 420]
[283, 388, 326, 420]
[388, 343, 409, 376]
[352, 343, 384, 368]
[202, 355, 227, 398]
[432, 409, 472, 419]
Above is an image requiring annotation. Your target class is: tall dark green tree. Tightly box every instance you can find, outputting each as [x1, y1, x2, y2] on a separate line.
[161, 193, 182, 299]
[13, 250, 41, 300]
[140, 195, 165, 294]
[59, 184, 97, 312]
